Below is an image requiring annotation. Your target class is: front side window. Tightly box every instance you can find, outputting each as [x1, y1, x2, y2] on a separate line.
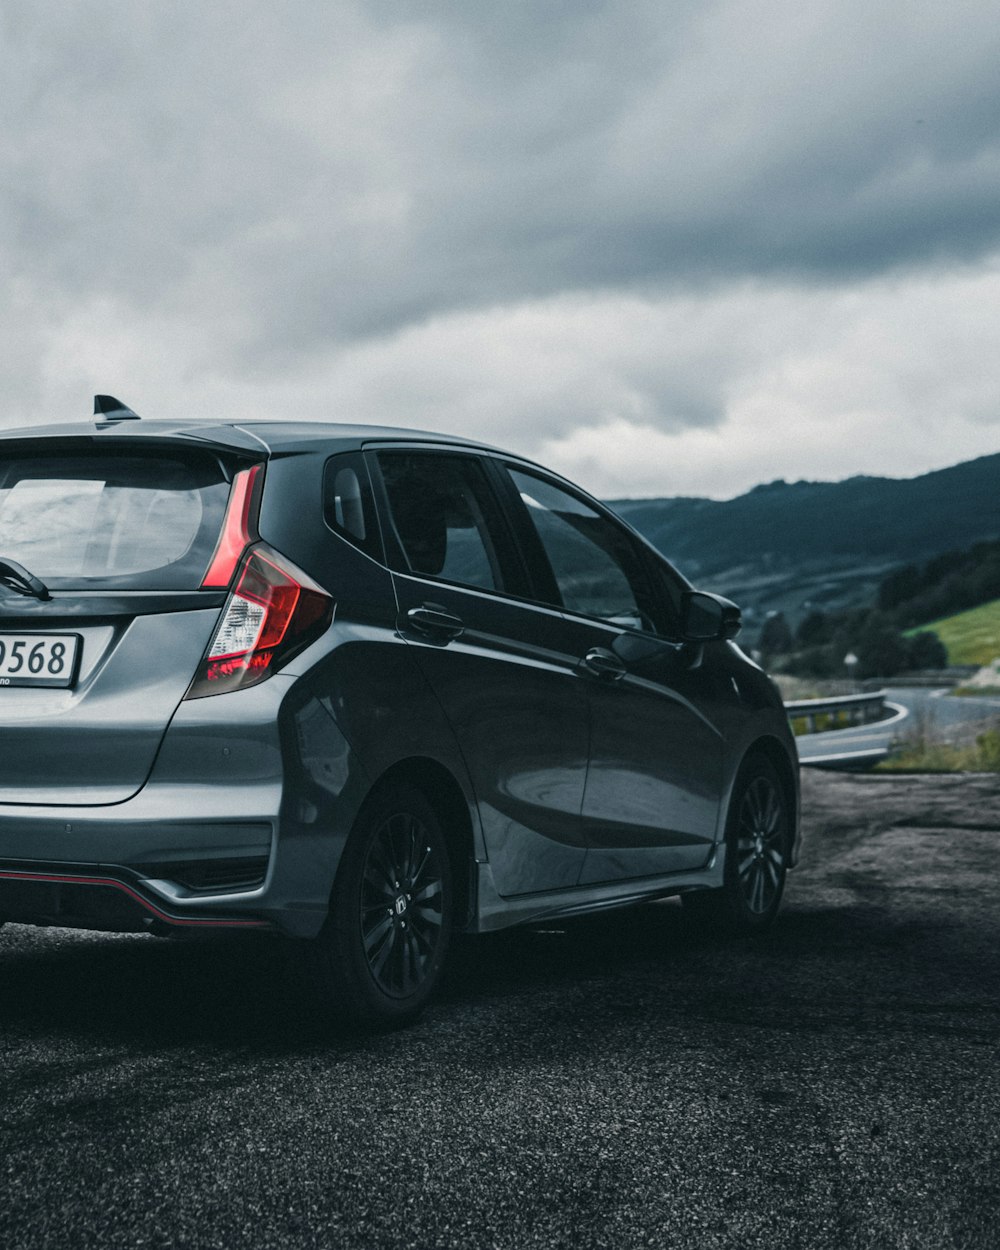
[376, 452, 504, 592]
[0, 450, 230, 589]
[506, 467, 661, 631]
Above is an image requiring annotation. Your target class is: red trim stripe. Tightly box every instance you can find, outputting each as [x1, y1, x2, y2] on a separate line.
[0, 870, 270, 929]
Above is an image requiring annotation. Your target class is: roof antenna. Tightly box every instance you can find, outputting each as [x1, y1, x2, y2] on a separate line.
[94, 394, 141, 421]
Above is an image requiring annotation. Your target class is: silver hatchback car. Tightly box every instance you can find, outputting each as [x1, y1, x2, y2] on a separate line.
[0, 398, 800, 1026]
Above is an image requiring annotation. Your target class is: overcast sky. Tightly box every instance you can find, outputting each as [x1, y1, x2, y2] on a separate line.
[2, 1, 999, 499]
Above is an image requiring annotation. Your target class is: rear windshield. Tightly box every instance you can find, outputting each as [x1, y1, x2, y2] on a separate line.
[0, 450, 232, 590]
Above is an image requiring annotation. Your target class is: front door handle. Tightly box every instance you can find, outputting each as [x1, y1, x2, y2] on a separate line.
[406, 605, 465, 641]
[580, 647, 627, 681]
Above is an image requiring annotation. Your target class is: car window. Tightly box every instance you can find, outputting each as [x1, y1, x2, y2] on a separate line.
[0, 451, 230, 590]
[505, 467, 663, 631]
[376, 452, 504, 592]
[323, 452, 382, 561]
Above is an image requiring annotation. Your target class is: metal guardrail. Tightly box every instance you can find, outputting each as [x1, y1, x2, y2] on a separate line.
[787, 690, 910, 770]
[797, 745, 892, 770]
[784, 690, 888, 734]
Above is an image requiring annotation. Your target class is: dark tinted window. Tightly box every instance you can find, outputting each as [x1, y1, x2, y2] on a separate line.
[0, 450, 230, 589]
[323, 452, 381, 560]
[376, 452, 503, 591]
[507, 468, 661, 631]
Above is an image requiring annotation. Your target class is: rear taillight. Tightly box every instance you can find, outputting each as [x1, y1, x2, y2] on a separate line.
[202, 465, 262, 588]
[186, 545, 332, 699]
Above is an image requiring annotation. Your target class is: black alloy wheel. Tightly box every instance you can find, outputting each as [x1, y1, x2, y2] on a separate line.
[310, 783, 454, 1028]
[733, 769, 787, 917]
[360, 809, 447, 999]
[682, 754, 790, 934]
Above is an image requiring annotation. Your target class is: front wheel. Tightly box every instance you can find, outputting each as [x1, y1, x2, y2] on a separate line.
[682, 754, 790, 934]
[308, 784, 454, 1029]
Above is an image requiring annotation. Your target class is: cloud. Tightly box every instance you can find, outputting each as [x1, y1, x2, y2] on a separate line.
[1, 1, 999, 497]
[12, 257, 999, 500]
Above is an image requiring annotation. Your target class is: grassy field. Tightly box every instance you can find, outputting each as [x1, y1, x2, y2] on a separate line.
[910, 597, 1000, 666]
[877, 725, 1000, 773]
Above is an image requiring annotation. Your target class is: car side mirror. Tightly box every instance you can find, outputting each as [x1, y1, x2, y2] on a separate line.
[680, 591, 741, 642]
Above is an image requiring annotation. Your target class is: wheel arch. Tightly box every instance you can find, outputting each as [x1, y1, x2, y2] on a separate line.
[357, 757, 480, 929]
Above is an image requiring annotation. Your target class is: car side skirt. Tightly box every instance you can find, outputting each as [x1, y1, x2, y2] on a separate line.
[470, 854, 726, 933]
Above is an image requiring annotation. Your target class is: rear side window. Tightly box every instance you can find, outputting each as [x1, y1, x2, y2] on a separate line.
[0, 451, 231, 589]
[323, 452, 382, 561]
[375, 452, 504, 592]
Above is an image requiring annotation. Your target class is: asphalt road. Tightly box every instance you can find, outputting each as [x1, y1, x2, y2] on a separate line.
[893, 686, 1000, 738]
[2, 769, 999, 1249]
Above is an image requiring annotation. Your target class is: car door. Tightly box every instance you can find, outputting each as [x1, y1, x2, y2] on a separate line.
[367, 447, 590, 896]
[496, 463, 727, 885]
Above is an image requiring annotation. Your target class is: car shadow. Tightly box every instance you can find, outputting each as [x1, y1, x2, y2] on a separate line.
[1, 893, 997, 1055]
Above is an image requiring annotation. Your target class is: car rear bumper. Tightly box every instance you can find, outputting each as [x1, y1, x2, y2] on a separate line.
[0, 672, 368, 939]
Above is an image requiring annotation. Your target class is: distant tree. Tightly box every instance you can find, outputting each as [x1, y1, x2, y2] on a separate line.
[878, 564, 921, 611]
[924, 550, 965, 585]
[856, 615, 909, 679]
[758, 611, 793, 657]
[783, 643, 840, 678]
[796, 609, 832, 646]
[906, 631, 948, 671]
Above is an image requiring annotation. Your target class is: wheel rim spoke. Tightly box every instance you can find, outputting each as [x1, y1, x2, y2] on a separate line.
[369, 925, 396, 979]
[366, 842, 397, 893]
[403, 931, 420, 992]
[750, 781, 765, 823]
[411, 845, 433, 889]
[412, 879, 442, 905]
[363, 913, 393, 953]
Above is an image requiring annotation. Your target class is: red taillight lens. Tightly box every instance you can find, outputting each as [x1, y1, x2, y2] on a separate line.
[202, 465, 262, 588]
[186, 545, 332, 699]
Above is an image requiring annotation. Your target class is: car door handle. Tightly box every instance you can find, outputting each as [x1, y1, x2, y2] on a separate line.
[406, 605, 465, 640]
[580, 647, 627, 681]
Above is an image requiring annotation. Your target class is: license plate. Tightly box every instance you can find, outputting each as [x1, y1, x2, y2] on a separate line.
[0, 634, 80, 688]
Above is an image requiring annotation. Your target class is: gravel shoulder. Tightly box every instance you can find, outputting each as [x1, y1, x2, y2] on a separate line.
[1, 770, 999, 1250]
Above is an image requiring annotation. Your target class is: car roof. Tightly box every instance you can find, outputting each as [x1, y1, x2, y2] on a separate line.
[0, 418, 503, 457]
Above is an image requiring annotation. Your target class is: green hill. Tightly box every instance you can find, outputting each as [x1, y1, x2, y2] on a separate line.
[910, 598, 1000, 666]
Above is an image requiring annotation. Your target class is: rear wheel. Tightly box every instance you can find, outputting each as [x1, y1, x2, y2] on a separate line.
[682, 754, 790, 934]
[309, 784, 454, 1028]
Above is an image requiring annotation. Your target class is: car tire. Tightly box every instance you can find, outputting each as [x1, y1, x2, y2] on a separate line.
[682, 754, 790, 934]
[309, 783, 454, 1029]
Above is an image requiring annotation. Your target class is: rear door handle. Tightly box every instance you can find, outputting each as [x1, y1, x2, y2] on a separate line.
[580, 647, 627, 681]
[405, 605, 465, 641]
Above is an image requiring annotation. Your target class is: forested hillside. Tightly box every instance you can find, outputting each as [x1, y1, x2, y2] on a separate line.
[611, 451, 1000, 629]
[757, 539, 1000, 679]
